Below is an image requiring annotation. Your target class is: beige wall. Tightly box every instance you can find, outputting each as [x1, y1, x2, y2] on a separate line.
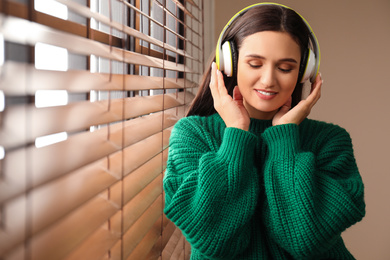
[210, 0, 390, 259]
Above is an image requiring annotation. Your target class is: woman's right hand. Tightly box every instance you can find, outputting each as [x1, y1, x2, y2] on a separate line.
[209, 62, 250, 131]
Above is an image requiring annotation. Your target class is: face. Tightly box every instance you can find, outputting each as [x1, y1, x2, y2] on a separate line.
[237, 31, 301, 120]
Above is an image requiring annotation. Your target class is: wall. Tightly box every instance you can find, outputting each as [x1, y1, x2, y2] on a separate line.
[202, 0, 215, 67]
[212, 0, 390, 259]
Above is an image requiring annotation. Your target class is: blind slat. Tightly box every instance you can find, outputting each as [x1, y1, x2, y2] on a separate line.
[64, 211, 122, 260]
[1, 93, 191, 149]
[122, 195, 163, 259]
[0, 15, 191, 72]
[121, 1, 186, 41]
[123, 149, 168, 209]
[30, 195, 118, 260]
[162, 227, 184, 259]
[30, 161, 120, 234]
[127, 231, 160, 260]
[0, 0, 203, 258]
[109, 240, 123, 260]
[123, 129, 170, 177]
[184, 0, 200, 9]
[170, 0, 198, 21]
[0, 157, 26, 205]
[0, 196, 27, 257]
[126, 213, 163, 260]
[0, 62, 197, 95]
[1, 109, 181, 202]
[145, 217, 177, 259]
[0, 126, 170, 209]
[0, 193, 120, 259]
[53, 0, 193, 59]
[153, 1, 188, 30]
[123, 176, 162, 237]
[1, 244, 25, 260]
[152, 0, 201, 39]
[39, 109, 177, 185]
[64, 226, 118, 260]
[3, 1, 87, 37]
[172, 235, 186, 259]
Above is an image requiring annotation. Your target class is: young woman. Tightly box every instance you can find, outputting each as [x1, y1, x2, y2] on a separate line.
[163, 3, 365, 259]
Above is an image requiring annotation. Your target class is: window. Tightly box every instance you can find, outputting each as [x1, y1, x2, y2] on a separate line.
[0, 0, 204, 259]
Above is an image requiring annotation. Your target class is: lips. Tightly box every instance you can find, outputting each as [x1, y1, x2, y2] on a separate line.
[255, 89, 277, 100]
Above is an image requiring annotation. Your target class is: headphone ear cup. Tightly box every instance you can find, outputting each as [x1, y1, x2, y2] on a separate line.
[300, 48, 316, 83]
[298, 48, 309, 83]
[221, 41, 233, 77]
[230, 41, 238, 77]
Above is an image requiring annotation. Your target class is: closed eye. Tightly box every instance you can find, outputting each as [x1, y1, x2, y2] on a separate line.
[278, 67, 293, 73]
[248, 61, 263, 68]
[249, 63, 262, 68]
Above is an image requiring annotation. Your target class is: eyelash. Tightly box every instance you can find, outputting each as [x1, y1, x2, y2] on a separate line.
[248, 63, 293, 73]
[279, 68, 293, 73]
[249, 64, 262, 68]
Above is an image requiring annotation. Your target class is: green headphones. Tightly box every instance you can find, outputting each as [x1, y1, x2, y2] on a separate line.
[215, 2, 321, 83]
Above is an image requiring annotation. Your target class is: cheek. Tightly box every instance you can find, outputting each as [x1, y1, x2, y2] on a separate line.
[237, 78, 257, 98]
[237, 69, 257, 89]
[280, 76, 299, 94]
[284, 83, 297, 95]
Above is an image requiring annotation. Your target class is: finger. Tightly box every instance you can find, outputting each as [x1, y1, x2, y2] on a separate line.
[233, 86, 243, 101]
[312, 73, 323, 102]
[310, 73, 323, 96]
[209, 62, 219, 99]
[306, 73, 322, 106]
[280, 96, 292, 113]
[283, 96, 292, 109]
[273, 97, 291, 124]
[216, 67, 228, 96]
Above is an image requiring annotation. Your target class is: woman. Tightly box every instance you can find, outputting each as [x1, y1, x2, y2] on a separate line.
[163, 3, 365, 259]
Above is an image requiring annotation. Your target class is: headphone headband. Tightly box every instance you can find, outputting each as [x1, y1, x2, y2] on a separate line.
[216, 2, 321, 83]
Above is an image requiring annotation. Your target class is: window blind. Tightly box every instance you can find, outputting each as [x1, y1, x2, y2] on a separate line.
[0, 0, 204, 259]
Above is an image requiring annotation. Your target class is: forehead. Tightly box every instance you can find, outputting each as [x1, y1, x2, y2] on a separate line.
[239, 31, 301, 59]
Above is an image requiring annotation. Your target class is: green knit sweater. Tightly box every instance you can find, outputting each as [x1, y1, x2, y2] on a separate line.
[163, 114, 365, 260]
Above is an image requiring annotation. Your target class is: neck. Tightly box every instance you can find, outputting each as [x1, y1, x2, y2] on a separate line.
[244, 100, 278, 120]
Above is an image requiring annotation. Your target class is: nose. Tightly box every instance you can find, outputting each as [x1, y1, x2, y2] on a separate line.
[260, 65, 276, 87]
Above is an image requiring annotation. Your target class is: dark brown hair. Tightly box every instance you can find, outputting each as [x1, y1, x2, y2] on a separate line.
[187, 4, 311, 117]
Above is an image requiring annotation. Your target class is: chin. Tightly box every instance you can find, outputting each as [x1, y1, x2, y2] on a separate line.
[254, 104, 281, 113]
[244, 99, 283, 116]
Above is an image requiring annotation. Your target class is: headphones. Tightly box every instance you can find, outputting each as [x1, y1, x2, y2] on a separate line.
[215, 2, 321, 83]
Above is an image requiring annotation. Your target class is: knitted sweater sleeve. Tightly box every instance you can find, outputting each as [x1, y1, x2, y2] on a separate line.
[261, 123, 365, 258]
[163, 117, 260, 259]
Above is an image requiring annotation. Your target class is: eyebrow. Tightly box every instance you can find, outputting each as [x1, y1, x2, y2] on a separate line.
[245, 54, 298, 63]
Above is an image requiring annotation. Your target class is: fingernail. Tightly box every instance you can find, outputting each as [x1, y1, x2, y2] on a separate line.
[214, 62, 221, 74]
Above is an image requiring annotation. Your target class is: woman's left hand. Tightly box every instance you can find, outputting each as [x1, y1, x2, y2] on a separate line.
[272, 73, 323, 126]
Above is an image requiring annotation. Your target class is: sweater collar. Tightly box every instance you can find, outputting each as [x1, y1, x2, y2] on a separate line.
[210, 113, 273, 133]
[249, 118, 273, 133]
